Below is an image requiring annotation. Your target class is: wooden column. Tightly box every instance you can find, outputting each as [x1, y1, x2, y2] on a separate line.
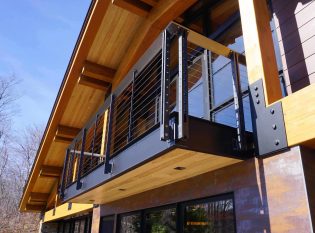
[91, 205, 101, 233]
[238, 0, 282, 105]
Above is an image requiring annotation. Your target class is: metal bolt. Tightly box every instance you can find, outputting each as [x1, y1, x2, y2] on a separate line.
[256, 99, 260, 104]
[255, 93, 259, 97]
[274, 140, 280, 146]
[270, 109, 275, 114]
[272, 124, 277, 130]
[254, 86, 258, 91]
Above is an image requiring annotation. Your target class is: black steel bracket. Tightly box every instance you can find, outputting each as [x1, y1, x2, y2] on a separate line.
[249, 79, 288, 156]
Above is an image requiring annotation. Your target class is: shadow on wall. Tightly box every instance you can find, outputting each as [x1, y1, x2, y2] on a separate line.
[272, 0, 314, 93]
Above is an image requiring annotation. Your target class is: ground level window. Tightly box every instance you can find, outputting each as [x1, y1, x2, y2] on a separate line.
[119, 213, 141, 233]
[183, 196, 235, 233]
[100, 215, 115, 233]
[117, 194, 235, 233]
[145, 207, 177, 233]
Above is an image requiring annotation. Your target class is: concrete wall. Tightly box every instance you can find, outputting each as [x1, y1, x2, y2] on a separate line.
[97, 146, 313, 233]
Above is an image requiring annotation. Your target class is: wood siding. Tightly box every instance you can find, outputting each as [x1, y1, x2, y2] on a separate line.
[99, 147, 313, 233]
[272, 0, 315, 93]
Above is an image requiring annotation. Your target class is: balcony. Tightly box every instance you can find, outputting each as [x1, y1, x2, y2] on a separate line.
[59, 23, 254, 204]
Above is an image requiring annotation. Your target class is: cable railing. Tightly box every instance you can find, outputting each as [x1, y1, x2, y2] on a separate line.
[60, 23, 255, 197]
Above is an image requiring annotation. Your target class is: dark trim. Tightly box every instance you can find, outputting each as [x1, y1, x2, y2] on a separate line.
[115, 192, 236, 233]
[249, 79, 288, 156]
[160, 29, 171, 141]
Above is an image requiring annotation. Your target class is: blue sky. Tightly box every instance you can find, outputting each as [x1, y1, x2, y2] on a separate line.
[0, 0, 90, 131]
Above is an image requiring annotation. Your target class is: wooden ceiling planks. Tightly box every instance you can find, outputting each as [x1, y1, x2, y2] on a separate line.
[87, 3, 144, 69]
[69, 148, 241, 204]
[21, 0, 237, 212]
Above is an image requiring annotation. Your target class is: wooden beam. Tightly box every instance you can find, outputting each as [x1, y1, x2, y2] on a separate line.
[54, 136, 73, 144]
[25, 204, 45, 212]
[187, 29, 231, 57]
[39, 165, 63, 178]
[82, 60, 116, 83]
[29, 192, 49, 203]
[47, 181, 59, 209]
[282, 83, 315, 148]
[112, 0, 152, 17]
[239, 0, 282, 105]
[78, 75, 111, 91]
[56, 125, 80, 139]
[112, 0, 197, 89]
[141, 0, 158, 7]
[20, 0, 112, 212]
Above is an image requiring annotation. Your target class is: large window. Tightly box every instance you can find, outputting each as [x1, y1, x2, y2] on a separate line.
[183, 196, 235, 233]
[145, 207, 177, 233]
[116, 194, 235, 233]
[57, 215, 92, 233]
[119, 213, 141, 233]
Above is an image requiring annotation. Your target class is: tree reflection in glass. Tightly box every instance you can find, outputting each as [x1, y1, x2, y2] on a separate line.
[119, 214, 141, 233]
[145, 208, 177, 233]
[184, 198, 235, 233]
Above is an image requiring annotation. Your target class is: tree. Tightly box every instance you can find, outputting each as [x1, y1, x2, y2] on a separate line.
[0, 76, 42, 233]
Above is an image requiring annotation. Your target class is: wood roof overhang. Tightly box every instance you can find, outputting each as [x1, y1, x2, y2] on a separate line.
[19, 0, 200, 212]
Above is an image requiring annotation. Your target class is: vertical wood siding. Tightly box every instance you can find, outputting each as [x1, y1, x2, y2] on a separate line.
[272, 0, 315, 93]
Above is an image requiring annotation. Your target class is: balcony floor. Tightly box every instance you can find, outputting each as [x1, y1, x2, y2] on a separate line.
[69, 147, 241, 204]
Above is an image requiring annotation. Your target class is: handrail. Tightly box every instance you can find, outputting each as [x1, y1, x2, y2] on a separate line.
[60, 22, 252, 197]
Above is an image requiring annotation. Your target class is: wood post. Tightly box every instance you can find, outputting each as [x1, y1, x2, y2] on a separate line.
[239, 0, 282, 105]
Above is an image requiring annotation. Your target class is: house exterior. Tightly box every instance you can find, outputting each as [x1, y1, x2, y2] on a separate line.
[19, 0, 315, 232]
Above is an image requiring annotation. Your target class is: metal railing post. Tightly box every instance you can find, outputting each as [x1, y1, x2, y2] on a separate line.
[177, 29, 189, 139]
[104, 94, 115, 174]
[128, 71, 136, 142]
[59, 148, 70, 198]
[76, 128, 87, 190]
[160, 29, 171, 141]
[231, 52, 246, 151]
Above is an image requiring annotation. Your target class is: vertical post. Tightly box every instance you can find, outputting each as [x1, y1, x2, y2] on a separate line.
[160, 29, 171, 141]
[128, 71, 136, 142]
[231, 52, 246, 151]
[76, 128, 87, 190]
[201, 49, 211, 121]
[104, 94, 115, 174]
[59, 148, 70, 198]
[90, 115, 99, 169]
[67, 148, 75, 186]
[177, 29, 189, 139]
[239, 0, 282, 105]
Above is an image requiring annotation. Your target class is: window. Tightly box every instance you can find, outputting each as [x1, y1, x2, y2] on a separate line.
[145, 207, 177, 233]
[183, 196, 235, 233]
[100, 215, 115, 233]
[117, 194, 235, 233]
[119, 213, 141, 233]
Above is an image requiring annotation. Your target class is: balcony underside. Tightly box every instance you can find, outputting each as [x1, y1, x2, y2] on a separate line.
[63, 117, 250, 204]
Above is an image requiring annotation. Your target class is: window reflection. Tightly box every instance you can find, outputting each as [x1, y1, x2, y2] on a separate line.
[184, 198, 235, 233]
[119, 214, 141, 233]
[145, 208, 177, 233]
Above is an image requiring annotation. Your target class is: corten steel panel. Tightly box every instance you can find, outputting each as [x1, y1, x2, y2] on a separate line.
[99, 146, 313, 233]
[272, 0, 315, 93]
[301, 146, 315, 231]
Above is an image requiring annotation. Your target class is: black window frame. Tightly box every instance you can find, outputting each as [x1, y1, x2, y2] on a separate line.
[115, 193, 236, 233]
